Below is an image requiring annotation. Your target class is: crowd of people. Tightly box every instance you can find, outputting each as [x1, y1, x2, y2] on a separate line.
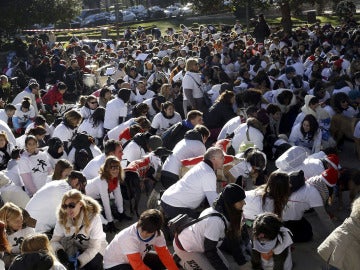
[0, 12, 360, 270]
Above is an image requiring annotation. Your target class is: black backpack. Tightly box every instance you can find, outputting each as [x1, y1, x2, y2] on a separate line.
[70, 132, 94, 170]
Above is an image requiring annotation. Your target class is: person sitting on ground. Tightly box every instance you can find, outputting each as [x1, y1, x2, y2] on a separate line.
[9, 233, 66, 270]
[0, 202, 36, 268]
[51, 190, 107, 270]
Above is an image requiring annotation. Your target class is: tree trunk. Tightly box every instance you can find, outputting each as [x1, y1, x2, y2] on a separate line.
[280, 1, 292, 34]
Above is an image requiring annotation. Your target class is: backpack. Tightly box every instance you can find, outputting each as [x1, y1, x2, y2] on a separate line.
[161, 122, 183, 150]
[70, 132, 94, 170]
[168, 212, 227, 236]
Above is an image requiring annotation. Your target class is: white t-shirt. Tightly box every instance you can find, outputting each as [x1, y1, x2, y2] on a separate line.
[107, 118, 135, 140]
[179, 207, 227, 252]
[104, 97, 128, 130]
[52, 123, 77, 145]
[25, 180, 72, 233]
[133, 89, 155, 103]
[282, 184, 323, 221]
[0, 109, 9, 123]
[122, 141, 147, 164]
[217, 116, 242, 140]
[354, 121, 360, 138]
[151, 112, 182, 136]
[162, 139, 206, 175]
[18, 151, 50, 193]
[85, 176, 123, 223]
[14, 103, 35, 123]
[232, 123, 264, 152]
[243, 189, 274, 220]
[78, 118, 104, 139]
[82, 154, 106, 180]
[161, 161, 217, 209]
[103, 222, 167, 269]
[182, 71, 203, 99]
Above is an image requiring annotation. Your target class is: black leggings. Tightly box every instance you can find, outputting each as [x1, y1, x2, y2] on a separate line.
[283, 217, 313, 243]
[105, 252, 166, 270]
[82, 253, 104, 270]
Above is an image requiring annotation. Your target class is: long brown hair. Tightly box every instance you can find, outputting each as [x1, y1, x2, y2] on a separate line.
[0, 221, 11, 253]
[52, 159, 73, 180]
[261, 171, 290, 218]
[99, 156, 124, 182]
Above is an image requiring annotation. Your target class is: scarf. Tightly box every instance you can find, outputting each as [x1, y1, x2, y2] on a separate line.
[108, 177, 118, 193]
[307, 176, 329, 204]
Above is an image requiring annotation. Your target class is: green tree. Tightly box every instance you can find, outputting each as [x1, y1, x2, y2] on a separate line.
[190, 0, 225, 14]
[0, 0, 81, 32]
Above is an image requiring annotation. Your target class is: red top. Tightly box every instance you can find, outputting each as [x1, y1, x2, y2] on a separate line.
[42, 85, 64, 106]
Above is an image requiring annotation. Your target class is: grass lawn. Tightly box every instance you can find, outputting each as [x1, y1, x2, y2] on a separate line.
[53, 11, 353, 42]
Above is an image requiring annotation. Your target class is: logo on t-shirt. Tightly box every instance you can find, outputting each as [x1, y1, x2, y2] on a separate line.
[32, 159, 48, 173]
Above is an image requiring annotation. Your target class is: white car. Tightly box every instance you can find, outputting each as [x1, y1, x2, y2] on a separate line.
[164, 5, 181, 17]
[109, 10, 136, 22]
[180, 3, 194, 16]
[121, 10, 137, 22]
[128, 5, 147, 15]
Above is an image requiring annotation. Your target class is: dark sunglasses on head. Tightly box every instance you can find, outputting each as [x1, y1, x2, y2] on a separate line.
[62, 202, 78, 209]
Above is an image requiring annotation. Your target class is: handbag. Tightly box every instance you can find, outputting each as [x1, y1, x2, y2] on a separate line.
[168, 212, 227, 236]
[186, 73, 212, 108]
[239, 125, 255, 153]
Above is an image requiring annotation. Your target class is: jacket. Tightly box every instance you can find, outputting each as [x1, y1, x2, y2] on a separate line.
[318, 217, 360, 270]
[204, 101, 236, 129]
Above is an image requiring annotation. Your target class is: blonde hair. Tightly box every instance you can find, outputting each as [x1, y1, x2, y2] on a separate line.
[0, 131, 9, 142]
[58, 190, 101, 234]
[185, 58, 199, 72]
[160, 83, 171, 99]
[0, 202, 23, 234]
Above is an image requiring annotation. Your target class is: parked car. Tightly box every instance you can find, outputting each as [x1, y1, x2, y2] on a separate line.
[148, 6, 166, 19]
[164, 5, 181, 17]
[81, 12, 110, 27]
[122, 10, 137, 22]
[109, 10, 136, 23]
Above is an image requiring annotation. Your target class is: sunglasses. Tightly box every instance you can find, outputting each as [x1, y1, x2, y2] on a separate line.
[62, 202, 78, 209]
[110, 166, 120, 170]
[90, 101, 98, 104]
